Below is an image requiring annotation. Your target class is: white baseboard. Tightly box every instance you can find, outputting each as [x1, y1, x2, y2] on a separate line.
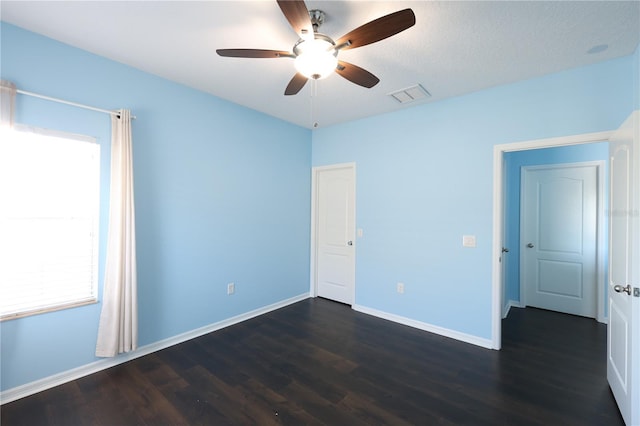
[352, 304, 494, 350]
[503, 299, 523, 319]
[0, 292, 310, 405]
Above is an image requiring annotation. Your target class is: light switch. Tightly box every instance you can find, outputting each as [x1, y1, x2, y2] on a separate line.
[357, 228, 363, 237]
[462, 235, 476, 248]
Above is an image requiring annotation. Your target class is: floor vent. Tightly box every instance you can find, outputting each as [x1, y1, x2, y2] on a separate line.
[389, 84, 431, 104]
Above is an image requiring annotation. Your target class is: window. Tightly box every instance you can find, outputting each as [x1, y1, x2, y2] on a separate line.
[0, 126, 100, 320]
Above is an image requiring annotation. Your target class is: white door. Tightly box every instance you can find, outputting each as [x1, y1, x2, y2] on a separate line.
[314, 165, 355, 305]
[608, 111, 639, 426]
[521, 164, 598, 318]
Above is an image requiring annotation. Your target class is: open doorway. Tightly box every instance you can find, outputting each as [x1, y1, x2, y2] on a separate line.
[503, 146, 608, 321]
[490, 130, 614, 349]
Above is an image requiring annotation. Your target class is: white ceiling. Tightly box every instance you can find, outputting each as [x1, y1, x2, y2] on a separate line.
[2, 1, 639, 129]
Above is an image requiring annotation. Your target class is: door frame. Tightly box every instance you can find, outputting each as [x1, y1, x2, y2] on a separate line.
[501, 157, 509, 319]
[518, 161, 606, 321]
[491, 131, 612, 349]
[309, 162, 356, 301]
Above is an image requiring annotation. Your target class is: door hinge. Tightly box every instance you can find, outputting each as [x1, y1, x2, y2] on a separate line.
[634, 287, 640, 297]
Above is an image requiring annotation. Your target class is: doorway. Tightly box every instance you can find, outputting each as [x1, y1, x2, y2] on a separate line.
[490, 131, 613, 349]
[310, 163, 356, 305]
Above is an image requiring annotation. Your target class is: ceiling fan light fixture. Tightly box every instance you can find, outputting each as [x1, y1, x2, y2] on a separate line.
[217, 3, 417, 96]
[293, 35, 338, 80]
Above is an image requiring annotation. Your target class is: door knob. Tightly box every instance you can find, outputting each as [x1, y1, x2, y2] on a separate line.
[614, 284, 632, 295]
[502, 247, 509, 253]
[526, 243, 534, 248]
[347, 240, 353, 246]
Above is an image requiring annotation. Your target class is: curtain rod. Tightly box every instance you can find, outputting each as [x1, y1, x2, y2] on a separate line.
[16, 89, 136, 119]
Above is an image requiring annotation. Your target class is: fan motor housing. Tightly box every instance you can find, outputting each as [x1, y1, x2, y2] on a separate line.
[309, 9, 326, 31]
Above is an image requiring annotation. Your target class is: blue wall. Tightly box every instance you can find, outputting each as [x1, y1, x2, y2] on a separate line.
[503, 143, 609, 313]
[312, 55, 635, 340]
[0, 23, 311, 391]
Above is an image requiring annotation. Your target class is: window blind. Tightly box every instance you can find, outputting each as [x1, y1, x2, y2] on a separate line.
[0, 127, 100, 320]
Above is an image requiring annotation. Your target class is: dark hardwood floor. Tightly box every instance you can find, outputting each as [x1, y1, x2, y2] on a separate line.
[1, 298, 623, 425]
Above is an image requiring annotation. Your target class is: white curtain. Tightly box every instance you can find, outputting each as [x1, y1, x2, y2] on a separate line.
[96, 109, 138, 357]
[0, 80, 17, 128]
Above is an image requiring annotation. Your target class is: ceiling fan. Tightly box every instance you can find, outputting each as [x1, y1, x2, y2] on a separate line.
[216, 0, 416, 96]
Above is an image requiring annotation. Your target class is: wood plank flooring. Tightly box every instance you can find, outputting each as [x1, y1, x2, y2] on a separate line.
[1, 298, 624, 425]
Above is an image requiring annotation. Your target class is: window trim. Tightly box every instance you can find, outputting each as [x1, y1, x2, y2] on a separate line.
[12, 123, 96, 145]
[0, 298, 98, 321]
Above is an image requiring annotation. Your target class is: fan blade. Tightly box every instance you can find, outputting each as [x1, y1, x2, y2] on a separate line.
[336, 61, 380, 88]
[336, 8, 416, 51]
[277, 0, 313, 38]
[216, 49, 292, 58]
[285, 73, 308, 95]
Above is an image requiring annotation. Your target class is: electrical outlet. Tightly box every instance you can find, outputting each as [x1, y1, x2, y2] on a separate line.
[227, 282, 235, 295]
[397, 282, 405, 294]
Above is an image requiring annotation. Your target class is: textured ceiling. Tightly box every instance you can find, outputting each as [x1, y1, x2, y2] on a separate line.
[1, 1, 639, 129]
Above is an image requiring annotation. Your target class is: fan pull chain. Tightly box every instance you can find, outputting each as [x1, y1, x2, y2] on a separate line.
[311, 79, 318, 128]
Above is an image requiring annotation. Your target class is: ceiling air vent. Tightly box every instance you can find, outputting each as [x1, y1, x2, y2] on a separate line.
[389, 84, 431, 104]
